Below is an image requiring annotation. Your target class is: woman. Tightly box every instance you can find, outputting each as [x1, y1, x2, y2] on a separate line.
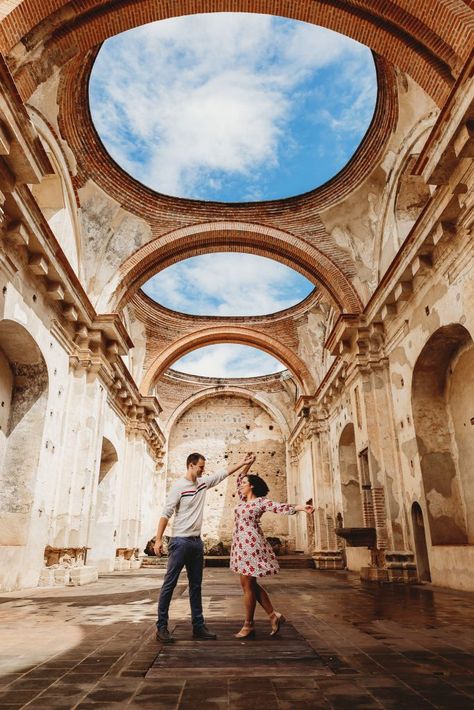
[230, 467, 314, 638]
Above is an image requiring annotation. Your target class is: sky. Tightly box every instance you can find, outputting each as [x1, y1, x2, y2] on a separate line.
[89, 13, 376, 202]
[171, 343, 286, 378]
[142, 253, 314, 316]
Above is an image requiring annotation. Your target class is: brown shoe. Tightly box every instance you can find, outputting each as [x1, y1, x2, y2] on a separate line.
[270, 612, 286, 636]
[234, 622, 256, 639]
[156, 627, 175, 644]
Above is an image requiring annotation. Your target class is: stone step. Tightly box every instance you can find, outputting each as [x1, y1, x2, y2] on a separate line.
[140, 554, 315, 569]
[140, 556, 168, 568]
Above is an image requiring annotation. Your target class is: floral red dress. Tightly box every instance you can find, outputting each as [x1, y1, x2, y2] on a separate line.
[230, 471, 296, 577]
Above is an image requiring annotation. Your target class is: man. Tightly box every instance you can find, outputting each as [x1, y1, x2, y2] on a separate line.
[155, 451, 255, 643]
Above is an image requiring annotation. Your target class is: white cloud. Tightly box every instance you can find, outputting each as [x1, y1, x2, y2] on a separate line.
[90, 13, 376, 199]
[172, 344, 285, 378]
[142, 253, 314, 316]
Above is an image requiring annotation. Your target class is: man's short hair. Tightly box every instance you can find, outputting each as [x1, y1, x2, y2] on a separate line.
[186, 452, 206, 468]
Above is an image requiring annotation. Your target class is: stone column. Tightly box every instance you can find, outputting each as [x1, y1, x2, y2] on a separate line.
[310, 414, 344, 570]
[354, 326, 416, 581]
[51, 367, 105, 548]
[286, 448, 299, 553]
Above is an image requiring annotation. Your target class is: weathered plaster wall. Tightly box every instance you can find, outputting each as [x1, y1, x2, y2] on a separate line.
[320, 73, 437, 298]
[0, 259, 161, 590]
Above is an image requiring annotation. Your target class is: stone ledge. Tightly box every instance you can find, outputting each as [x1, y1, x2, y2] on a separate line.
[38, 565, 98, 587]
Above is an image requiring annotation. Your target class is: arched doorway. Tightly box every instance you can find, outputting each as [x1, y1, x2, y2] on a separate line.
[0, 320, 49, 590]
[338, 423, 363, 527]
[411, 502, 431, 582]
[338, 422, 369, 571]
[88, 437, 120, 573]
[412, 324, 474, 545]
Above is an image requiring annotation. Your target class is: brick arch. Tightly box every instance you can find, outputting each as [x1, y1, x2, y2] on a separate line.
[165, 386, 290, 438]
[2, 1, 472, 105]
[140, 326, 315, 395]
[113, 221, 363, 314]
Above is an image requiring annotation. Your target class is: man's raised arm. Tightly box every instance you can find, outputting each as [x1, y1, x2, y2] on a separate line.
[204, 452, 255, 488]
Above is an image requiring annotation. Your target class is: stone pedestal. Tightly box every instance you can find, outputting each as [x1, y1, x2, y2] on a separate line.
[361, 551, 418, 584]
[115, 548, 140, 571]
[313, 550, 345, 570]
[69, 566, 98, 586]
[53, 568, 71, 586]
[114, 557, 131, 571]
[38, 567, 72, 586]
[38, 568, 55, 587]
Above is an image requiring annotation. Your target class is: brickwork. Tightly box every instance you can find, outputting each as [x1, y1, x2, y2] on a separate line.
[2, 1, 472, 105]
[155, 370, 294, 436]
[129, 290, 328, 394]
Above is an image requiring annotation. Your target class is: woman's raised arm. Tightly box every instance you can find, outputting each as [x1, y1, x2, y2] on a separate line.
[236, 455, 255, 501]
[260, 500, 315, 515]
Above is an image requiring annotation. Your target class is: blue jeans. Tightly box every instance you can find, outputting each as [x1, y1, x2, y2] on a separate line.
[157, 536, 205, 630]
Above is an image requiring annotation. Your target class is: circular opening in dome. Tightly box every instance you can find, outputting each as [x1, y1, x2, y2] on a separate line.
[141, 253, 315, 316]
[89, 13, 377, 202]
[171, 344, 286, 378]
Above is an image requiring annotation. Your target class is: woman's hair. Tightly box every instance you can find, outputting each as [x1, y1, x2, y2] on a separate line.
[247, 473, 269, 498]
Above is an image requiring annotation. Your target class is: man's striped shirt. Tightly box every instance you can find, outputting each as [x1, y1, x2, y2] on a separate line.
[161, 470, 228, 537]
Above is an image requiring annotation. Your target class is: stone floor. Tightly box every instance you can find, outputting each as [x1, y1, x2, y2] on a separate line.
[1, 568, 474, 708]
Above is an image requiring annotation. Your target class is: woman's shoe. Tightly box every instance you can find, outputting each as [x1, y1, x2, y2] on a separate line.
[270, 612, 286, 636]
[234, 622, 256, 639]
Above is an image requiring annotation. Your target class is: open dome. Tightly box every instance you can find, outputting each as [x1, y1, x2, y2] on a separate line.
[89, 13, 377, 202]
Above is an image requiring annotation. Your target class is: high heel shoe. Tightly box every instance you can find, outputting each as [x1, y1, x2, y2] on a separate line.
[234, 622, 256, 639]
[269, 612, 286, 636]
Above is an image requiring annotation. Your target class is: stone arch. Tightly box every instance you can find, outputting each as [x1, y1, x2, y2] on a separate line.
[111, 222, 362, 314]
[4, 1, 470, 105]
[29, 110, 81, 274]
[165, 385, 290, 439]
[141, 327, 315, 395]
[411, 323, 474, 545]
[88, 436, 120, 574]
[0, 320, 49, 586]
[338, 422, 363, 527]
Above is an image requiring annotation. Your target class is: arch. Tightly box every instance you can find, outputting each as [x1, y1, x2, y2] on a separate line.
[338, 422, 363, 527]
[411, 323, 474, 545]
[0, 320, 49, 588]
[141, 327, 315, 395]
[411, 502, 431, 582]
[111, 222, 363, 314]
[164, 385, 290, 438]
[88, 436, 120, 574]
[28, 110, 81, 275]
[4, 2, 470, 105]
